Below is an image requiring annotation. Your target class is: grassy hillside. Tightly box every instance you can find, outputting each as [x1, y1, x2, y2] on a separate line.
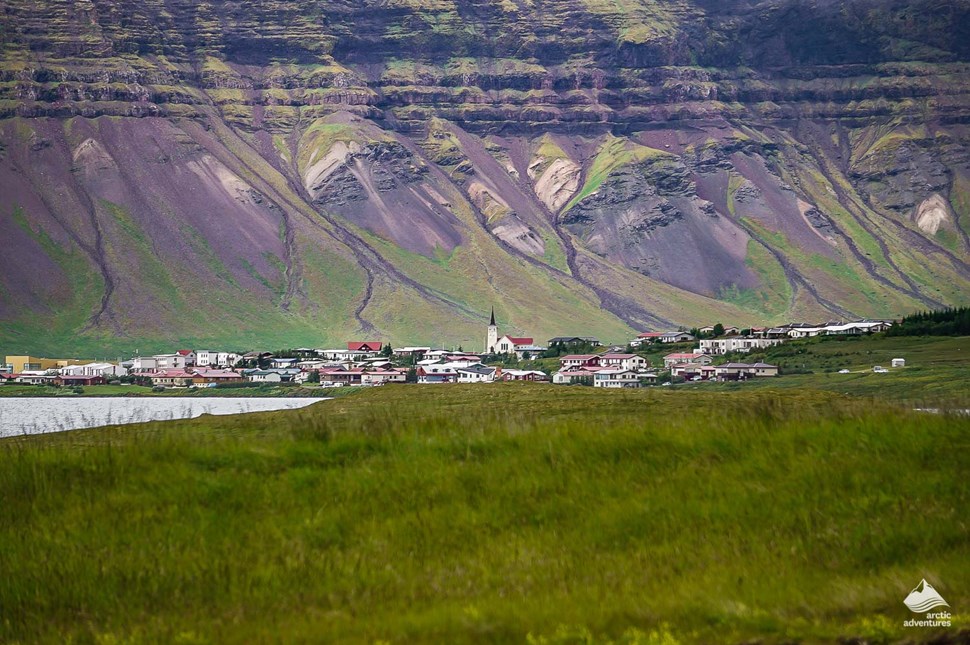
[684, 335, 970, 404]
[2, 385, 967, 643]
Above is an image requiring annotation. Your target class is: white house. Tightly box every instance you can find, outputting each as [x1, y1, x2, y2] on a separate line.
[153, 354, 187, 370]
[500, 369, 548, 382]
[663, 353, 713, 368]
[195, 350, 216, 367]
[130, 356, 158, 373]
[658, 332, 695, 344]
[598, 354, 648, 371]
[195, 351, 239, 368]
[593, 369, 642, 388]
[699, 337, 785, 355]
[456, 365, 497, 383]
[892, 358, 905, 368]
[552, 368, 599, 385]
[15, 373, 58, 385]
[248, 370, 283, 383]
[361, 370, 408, 385]
[60, 362, 127, 377]
[417, 365, 458, 384]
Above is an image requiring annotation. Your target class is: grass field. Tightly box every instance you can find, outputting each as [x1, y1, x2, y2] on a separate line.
[1, 385, 967, 644]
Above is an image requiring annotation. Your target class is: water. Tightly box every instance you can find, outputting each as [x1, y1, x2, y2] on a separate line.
[0, 397, 325, 437]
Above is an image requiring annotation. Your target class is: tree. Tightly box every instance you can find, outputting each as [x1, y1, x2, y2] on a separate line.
[713, 323, 725, 337]
[307, 370, 320, 384]
[380, 343, 393, 358]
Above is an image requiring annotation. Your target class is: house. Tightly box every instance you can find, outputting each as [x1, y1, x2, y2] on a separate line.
[417, 365, 458, 384]
[53, 375, 106, 387]
[559, 354, 601, 369]
[0, 373, 17, 384]
[191, 368, 245, 385]
[270, 358, 299, 369]
[760, 327, 791, 339]
[439, 356, 483, 368]
[593, 369, 642, 388]
[147, 369, 197, 387]
[247, 370, 283, 383]
[195, 351, 241, 368]
[599, 353, 648, 371]
[319, 347, 381, 361]
[659, 332, 695, 344]
[663, 353, 712, 369]
[176, 350, 197, 366]
[13, 373, 58, 385]
[4, 356, 91, 373]
[714, 363, 756, 381]
[361, 370, 408, 386]
[892, 358, 905, 368]
[699, 337, 785, 355]
[500, 370, 548, 382]
[394, 347, 431, 361]
[129, 357, 158, 373]
[153, 354, 188, 370]
[629, 332, 665, 347]
[319, 368, 364, 386]
[671, 363, 717, 380]
[456, 365, 498, 383]
[348, 341, 383, 354]
[751, 362, 779, 377]
[60, 362, 127, 378]
[712, 362, 779, 381]
[552, 369, 598, 385]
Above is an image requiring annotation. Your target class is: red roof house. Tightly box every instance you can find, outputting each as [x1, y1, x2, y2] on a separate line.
[347, 342, 383, 352]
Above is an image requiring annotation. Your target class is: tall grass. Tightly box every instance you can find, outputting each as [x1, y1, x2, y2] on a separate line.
[0, 385, 967, 643]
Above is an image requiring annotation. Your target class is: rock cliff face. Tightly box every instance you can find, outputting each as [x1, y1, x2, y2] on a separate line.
[1, 0, 969, 352]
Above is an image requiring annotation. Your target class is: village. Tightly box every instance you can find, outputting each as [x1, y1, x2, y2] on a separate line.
[1, 312, 899, 391]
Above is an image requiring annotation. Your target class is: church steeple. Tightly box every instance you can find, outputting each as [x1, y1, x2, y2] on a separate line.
[485, 306, 499, 354]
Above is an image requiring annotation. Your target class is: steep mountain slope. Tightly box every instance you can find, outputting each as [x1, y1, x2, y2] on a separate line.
[1, 0, 969, 354]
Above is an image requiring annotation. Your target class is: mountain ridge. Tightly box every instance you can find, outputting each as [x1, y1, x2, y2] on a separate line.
[1, 0, 969, 355]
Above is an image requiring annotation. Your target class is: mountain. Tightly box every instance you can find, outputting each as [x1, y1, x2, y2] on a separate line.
[1, 0, 969, 355]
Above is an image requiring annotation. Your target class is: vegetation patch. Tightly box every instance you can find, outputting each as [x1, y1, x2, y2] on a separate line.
[0, 385, 966, 643]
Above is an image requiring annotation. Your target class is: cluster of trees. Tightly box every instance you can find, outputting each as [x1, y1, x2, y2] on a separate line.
[540, 340, 600, 358]
[887, 307, 970, 337]
[690, 323, 725, 339]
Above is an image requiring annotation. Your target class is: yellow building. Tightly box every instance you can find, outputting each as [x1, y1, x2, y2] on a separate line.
[3, 356, 92, 372]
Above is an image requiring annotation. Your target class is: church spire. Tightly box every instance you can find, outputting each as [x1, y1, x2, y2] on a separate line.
[489, 306, 496, 326]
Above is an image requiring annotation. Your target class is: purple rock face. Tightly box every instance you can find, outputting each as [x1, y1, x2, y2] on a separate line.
[1, 1, 969, 352]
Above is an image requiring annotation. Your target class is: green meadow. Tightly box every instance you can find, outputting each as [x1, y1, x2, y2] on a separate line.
[1, 385, 967, 644]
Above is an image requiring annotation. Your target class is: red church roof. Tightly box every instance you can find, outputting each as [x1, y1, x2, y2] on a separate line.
[506, 337, 533, 345]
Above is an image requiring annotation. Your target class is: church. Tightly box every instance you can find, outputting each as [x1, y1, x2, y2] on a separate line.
[484, 307, 546, 358]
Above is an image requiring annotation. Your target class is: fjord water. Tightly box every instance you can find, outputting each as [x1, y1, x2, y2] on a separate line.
[0, 397, 323, 437]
